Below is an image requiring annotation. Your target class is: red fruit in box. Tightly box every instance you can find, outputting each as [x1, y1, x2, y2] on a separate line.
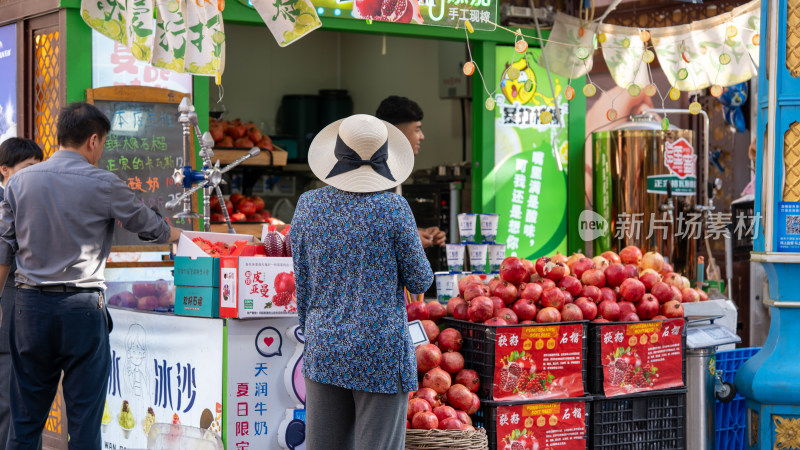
[234, 137, 254, 148]
[653, 315, 668, 320]
[407, 399, 432, 421]
[250, 196, 265, 213]
[452, 302, 469, 321]
[571, 257, 595, 279]
[601, 250, 622, 264]
[619, 245, 643, 265]
[620, 312, 640, 322]
[223, 199, 234, 215]
[467, 296, 494, 323]
[625, 264, 639, 279]
[519, 282, 543, 302]
[581, 268, 606, 288]
[210, 124, 225, 143]
[484, 317, 507, 326]
[592, 256, 610, 271]
[489, 296, 505, 312]
[521, 259, 536, 278]
[540, 287, 565, 310]
[158, 288, 175, 308]
[604, 264, 629, 287]
[492, 282, 519, 306]
[618, 301, 636, 318]
[446, 297, 466, 316]
[440, 351, 465, 374]
[246, 126, 263, 144]
[230, 212, 246, 222]
[637, 293, 660, 319]
[283, 234, 292, 257]
[209, 195, 221, 212]
[454, 369, 480, 393]
[258, 136, 273, 150]
[132, 282, 157, 297]
[593, 318, 611, 323]
[414, 388, 442, 408]
[426, 301, 446, 324]
[499, 257, 528, 286]
[561, 303, 583, 321]
[463, 283, 490, 302]
[411, 411, 438, 430]
[263, 231, 285, 256]
[230, 193, 244, 204]
[406, 420, 410, 429]
[467, 393, 480, 415]
[406, 301, 429, 321]
[458, 274, 482, 295]
[433, 405, 457, 424]
[651, 282, 674, 304]
[512, 298, 537, 321]
[437, 328, 463, 352]
[681, 287, 700, 303]
[238, 200, 257, 216]
[137, 296, 158, 310]
[487, 276, 503, 293]
[494, 307, 518, 324]
[217, 136, 234, 148]
[445, 384, 473, 413]
[536, 278, 556, 291]
[620, 278, 646, 302]
[421, 320, 439, 342]
[536, 306, 561, 323]
[639, 270, 661, 291]
[416, 344, 442, 372]
[210, 213, 225, 222]
[455, 410, 472, 426]
[574, 297, 598, 320]
[534, 256, 550, 277]
[581, 285, 602, 303]
[558, 276, 582, 297]
[598, 300, 621, 321]
[662, 300, 685, 318]
[422, 368, 451, 395]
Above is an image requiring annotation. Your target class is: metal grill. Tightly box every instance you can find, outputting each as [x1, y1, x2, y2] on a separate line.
[784, 122, 800, 201]
[33, 28, 59, 160]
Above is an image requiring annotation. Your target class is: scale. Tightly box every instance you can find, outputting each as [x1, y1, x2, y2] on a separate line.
[686, 315, 742, 350]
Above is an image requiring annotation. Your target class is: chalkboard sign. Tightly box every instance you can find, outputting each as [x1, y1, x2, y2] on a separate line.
[87, 86, 197, 249]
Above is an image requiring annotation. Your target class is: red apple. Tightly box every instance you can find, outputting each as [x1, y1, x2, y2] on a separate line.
[604, 264, 629, 287]
[601, 251, 622, 264]
[558, 276, 583, 297]
[581, 268, 607, 288]
[619, 245, 643, 266]
[637, 293, 660, 319]
[598, 300, 621, 321]
[512, 298, 538, 321]
[662, 300, 685, 318]
[561, 303, 583, 321]
[574, 297, 598, 320]
[620, 278, 646, 303]
[536, 307, 562, 323]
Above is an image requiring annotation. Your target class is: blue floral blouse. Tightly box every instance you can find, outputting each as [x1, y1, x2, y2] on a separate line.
[290, 185, 433, 394]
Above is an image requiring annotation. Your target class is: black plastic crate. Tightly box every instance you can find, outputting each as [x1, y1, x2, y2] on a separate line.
[475, 397, 591, 450]
[587, 319, 686, 396]
[443, 318, 587, 401]
[589, 388, 686, 449]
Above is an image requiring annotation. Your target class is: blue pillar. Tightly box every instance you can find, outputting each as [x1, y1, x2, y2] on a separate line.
[734, 0, 800, 447]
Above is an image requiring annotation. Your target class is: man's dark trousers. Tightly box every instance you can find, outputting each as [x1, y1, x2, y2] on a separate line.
[7, 288, 110, 450]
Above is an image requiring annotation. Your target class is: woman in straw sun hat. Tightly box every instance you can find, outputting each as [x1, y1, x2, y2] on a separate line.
[290, 114, 434, 449]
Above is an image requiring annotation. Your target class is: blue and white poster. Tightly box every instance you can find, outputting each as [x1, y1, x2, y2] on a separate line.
[777, 201, 800, 252]
[0, 23, 17, 144]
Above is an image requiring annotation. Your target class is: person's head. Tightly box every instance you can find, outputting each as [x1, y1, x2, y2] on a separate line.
[376, 96, 424, 155]
[57, 102, 111, 165]
[0, 138, 44, 183]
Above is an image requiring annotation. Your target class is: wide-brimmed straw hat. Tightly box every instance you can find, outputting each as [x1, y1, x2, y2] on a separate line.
[308, 114, 414, 193]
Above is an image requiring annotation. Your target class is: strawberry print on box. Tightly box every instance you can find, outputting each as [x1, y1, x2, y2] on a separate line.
[496, 401, 587, 450]
[600, 318, 684, 397]
[494, 324, 584, 400]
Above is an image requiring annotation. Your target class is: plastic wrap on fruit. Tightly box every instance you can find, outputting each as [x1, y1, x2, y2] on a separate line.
[283, 233, 292, 257]
[263, 231, 286, 257]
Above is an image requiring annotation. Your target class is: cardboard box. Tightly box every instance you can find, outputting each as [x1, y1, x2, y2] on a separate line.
[174, 285, 220, 317]
[219, 256, 296, 318]
[174, 256, 220, 287]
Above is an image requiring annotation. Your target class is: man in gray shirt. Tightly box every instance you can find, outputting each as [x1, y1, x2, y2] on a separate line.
[0, 102, 182, 449]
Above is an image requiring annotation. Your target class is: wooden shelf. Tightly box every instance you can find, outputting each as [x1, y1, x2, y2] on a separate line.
[209, 222, 288, 239]
[212, 146, 288, 167]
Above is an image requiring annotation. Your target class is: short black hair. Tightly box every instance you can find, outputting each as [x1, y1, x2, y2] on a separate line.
[57, 102, 111, 148]
[375, 96, 423, 125]
[0, 138, 44, 181]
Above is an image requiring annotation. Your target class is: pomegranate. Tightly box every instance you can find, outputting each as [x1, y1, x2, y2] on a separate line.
[446, 297, 466, 316]
[535, 278, 557, 291]
[407, 301, 429, 321]
[416, 344, 442, 372]
[440, 351, 465, 374]
[670, 285, 683, 302]
[406, 420, 410, 429]
[581, 268, 607, 288]
[601, 250, 622, 264]
[407, 398, 432, 421]
[619, 245, 643, 265]
[581, 285, 602, 303]
[519, 282, 543, 302]
[574, 297, 598, 320]
[433, 405, 457, 423]
[540, 288, 565, 310]
[414, 387, 442, 408]
[437, 329, 463, 352]
[534, 256, 551, 278]
[521, 259, 536, 279]
[681, 276, 691, 289]
[421, 320, 440, 342]
[423, 368, 452, 394]
[681, 287, 700, 303]
[354, 0, 424, 24]
[455, 410, 472, 425]
[604, 264, 628, 287]
[563, 291, 574, 304]
[467, 296, 494, 322]
[454, 369, 480, 393]
[426, 301, 446, 323]
[463, 283, 490, 302]
[625, 264, 640, 279]
[561, 303, 584, 321]
[445, 383, 473, 411]
[558, 276, 583, 297]
[636, 293, 660, 319]
[484, 317, 508, 326]
[520, 320, 535, 324]
[651, 282, 674, 304]
[512, 298, 538, 321]
[494, 307, 519, 324]
[452, 301, 469, 321]
[492, 282, 519, 306]
[620, 278, 646, 302]
[566, 252, 586, 270]
[460, 424, 475, 431]
[663, 272, 683, 289]
[551, 252, 568, 264]
[467, 393, 480, 415]
[536, 307, 562, 323]
[571, 257, 596, 279]
[620, 312, 640, 322]
[641, 251, 665, 272]
[617, 301, 637, 318]
[598, 300, 621, 321]
[545, 262, 569, 281]
[440, 417, 463, 430]
[599, 287, 616, 303]
[487, 276, 503, 293]
[500, 257, 528, 286]
[411, 411, 438, 430]
[593, 318, 611, 323]
[660, 263, 675, 275]
[638, 269, 661, 292]
[653, 315, 668, 320]
[698, 289, 709, 302]
[489, 296, 505, 312]
[592, 255, 610, 271]
[662, 299, 685, 318]
[458, 275, 483, 295]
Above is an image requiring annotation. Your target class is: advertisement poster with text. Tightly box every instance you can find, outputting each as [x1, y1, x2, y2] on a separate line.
[0, 23, 17, 144]
[495, 401, 586, 450]
[494, 46, 569, 260]
[493, 324, 584, 400]
[599, 318, 684, 397]
[310, 0, 497, 31]
[102, 308, 224, 448]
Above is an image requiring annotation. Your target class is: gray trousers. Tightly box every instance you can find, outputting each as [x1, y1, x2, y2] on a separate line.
[304, 377, 408, 450]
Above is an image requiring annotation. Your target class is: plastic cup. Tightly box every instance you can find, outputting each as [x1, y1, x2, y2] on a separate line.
[445, 243, 466, 273]
[457, 213, 478, 243]
[488, 243, 507, 273]
[479, 214, 500, 243]
[467, 244, 489, 273]
[435, 272, 458, 302]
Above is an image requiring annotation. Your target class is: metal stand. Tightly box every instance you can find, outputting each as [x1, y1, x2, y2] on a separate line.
[166, 98, 260, 233]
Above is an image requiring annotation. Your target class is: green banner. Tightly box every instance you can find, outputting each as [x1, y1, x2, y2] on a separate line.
[493, 46, 568, 260]
[646, 175, 696, 195]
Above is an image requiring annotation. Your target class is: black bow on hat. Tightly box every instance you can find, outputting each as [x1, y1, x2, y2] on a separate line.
[325, 134, 396, 181]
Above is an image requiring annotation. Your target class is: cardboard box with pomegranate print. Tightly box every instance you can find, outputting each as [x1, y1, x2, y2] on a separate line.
[589, 318, 685, 396]
[219, 256, 297, 318]
[489, 399, 587, 450]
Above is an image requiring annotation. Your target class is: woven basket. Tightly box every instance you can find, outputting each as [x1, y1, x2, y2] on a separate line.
[405, 427, 489, 450]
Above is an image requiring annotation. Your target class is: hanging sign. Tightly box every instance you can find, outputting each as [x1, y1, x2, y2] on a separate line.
[251, 0, 323, 47]
[309, 0, 497, 31]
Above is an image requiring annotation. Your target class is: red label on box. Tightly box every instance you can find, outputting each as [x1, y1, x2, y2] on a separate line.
[600, 318, 684, 397]
[493, 324, 584, 400]
[495, 401, 586, 450]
